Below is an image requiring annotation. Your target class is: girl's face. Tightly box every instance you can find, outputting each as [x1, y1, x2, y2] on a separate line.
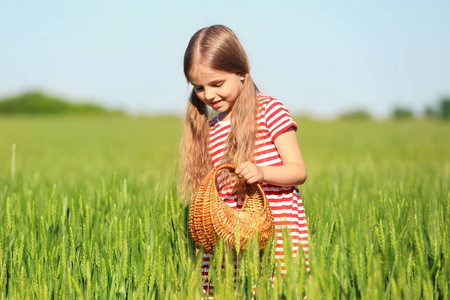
[189, 63, 245, 121]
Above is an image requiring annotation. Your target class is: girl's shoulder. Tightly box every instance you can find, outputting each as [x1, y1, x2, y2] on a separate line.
[257, 94, 291, 115]
[258, 93, 277, 104]
[257, 94, 297, 138]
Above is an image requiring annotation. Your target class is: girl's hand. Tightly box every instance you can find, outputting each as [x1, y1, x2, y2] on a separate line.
[235, 162, 264, 184]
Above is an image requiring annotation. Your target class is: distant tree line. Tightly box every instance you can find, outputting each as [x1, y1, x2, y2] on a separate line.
[1, 91, 449, 120]
[0, 91, 124, 115]
[339, 96, 450, 120]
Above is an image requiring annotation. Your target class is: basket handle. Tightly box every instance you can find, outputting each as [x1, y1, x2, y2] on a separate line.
[213, 164, 268, 212]
[216, 163, 238, 172]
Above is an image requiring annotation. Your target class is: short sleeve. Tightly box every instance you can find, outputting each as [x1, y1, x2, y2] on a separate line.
[264, 98, 297, 141]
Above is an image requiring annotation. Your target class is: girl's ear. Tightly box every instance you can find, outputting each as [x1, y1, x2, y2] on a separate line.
[239, 74, 246, 83]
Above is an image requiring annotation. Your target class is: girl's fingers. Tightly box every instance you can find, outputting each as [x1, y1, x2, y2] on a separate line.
[235, 162, 261, 183]
[246, 177, 255, 184]
[235, 164, 248, 177]
[241, 170, 256, 183]
[235, 164, 246, 175]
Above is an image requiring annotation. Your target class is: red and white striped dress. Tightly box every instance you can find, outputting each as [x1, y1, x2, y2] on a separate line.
[202, 94, 310, 294]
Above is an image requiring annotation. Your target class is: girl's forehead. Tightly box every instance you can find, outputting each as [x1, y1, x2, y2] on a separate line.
[189, 64, 232, 85]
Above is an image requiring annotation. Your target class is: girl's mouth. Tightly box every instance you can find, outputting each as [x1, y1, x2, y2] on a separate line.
[212, 100, 223, 109]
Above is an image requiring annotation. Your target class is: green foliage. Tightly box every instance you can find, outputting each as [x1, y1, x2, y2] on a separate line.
[339, 109, 372, 121]
[424, 96, 450, 120]
[439, 97, 450, 119]
[425, 107, 438, 119]
[391, 107, 414, 120]
[0, 91, 123, 115]
[0, 116, 449, 299]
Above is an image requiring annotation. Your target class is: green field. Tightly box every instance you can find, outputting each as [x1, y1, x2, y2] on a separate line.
[0, 116, 449, 299]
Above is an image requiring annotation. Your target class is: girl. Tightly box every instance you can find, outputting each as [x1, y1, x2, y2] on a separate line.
[181, 24, 310, 295]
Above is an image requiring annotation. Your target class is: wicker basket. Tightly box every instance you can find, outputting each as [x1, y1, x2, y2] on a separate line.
[188, 164, 274, 253]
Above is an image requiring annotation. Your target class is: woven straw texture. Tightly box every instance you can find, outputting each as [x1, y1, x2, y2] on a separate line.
[189, 164, 275, 253]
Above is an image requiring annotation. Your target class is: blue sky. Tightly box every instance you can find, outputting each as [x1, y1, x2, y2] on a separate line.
[1, 0, 449, 118]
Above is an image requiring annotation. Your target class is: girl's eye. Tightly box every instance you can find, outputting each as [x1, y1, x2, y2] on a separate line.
[194, 87, 204, 91]
[213, 83, 223, 88]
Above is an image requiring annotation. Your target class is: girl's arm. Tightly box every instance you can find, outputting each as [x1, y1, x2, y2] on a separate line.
[234, 127, 306, 186]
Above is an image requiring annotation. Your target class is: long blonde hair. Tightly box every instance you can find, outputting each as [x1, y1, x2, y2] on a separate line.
[181, 25, 260, 203]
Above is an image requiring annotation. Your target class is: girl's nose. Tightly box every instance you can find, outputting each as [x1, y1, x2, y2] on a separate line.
[204, 88, 216, 101]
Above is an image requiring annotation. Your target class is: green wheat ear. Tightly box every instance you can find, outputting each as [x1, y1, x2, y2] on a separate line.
[235, 220, 240, 256]
[11, 143, 16, 179]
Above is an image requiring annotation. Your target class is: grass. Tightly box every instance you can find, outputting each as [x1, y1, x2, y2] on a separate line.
[0, 116, 448, 299]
